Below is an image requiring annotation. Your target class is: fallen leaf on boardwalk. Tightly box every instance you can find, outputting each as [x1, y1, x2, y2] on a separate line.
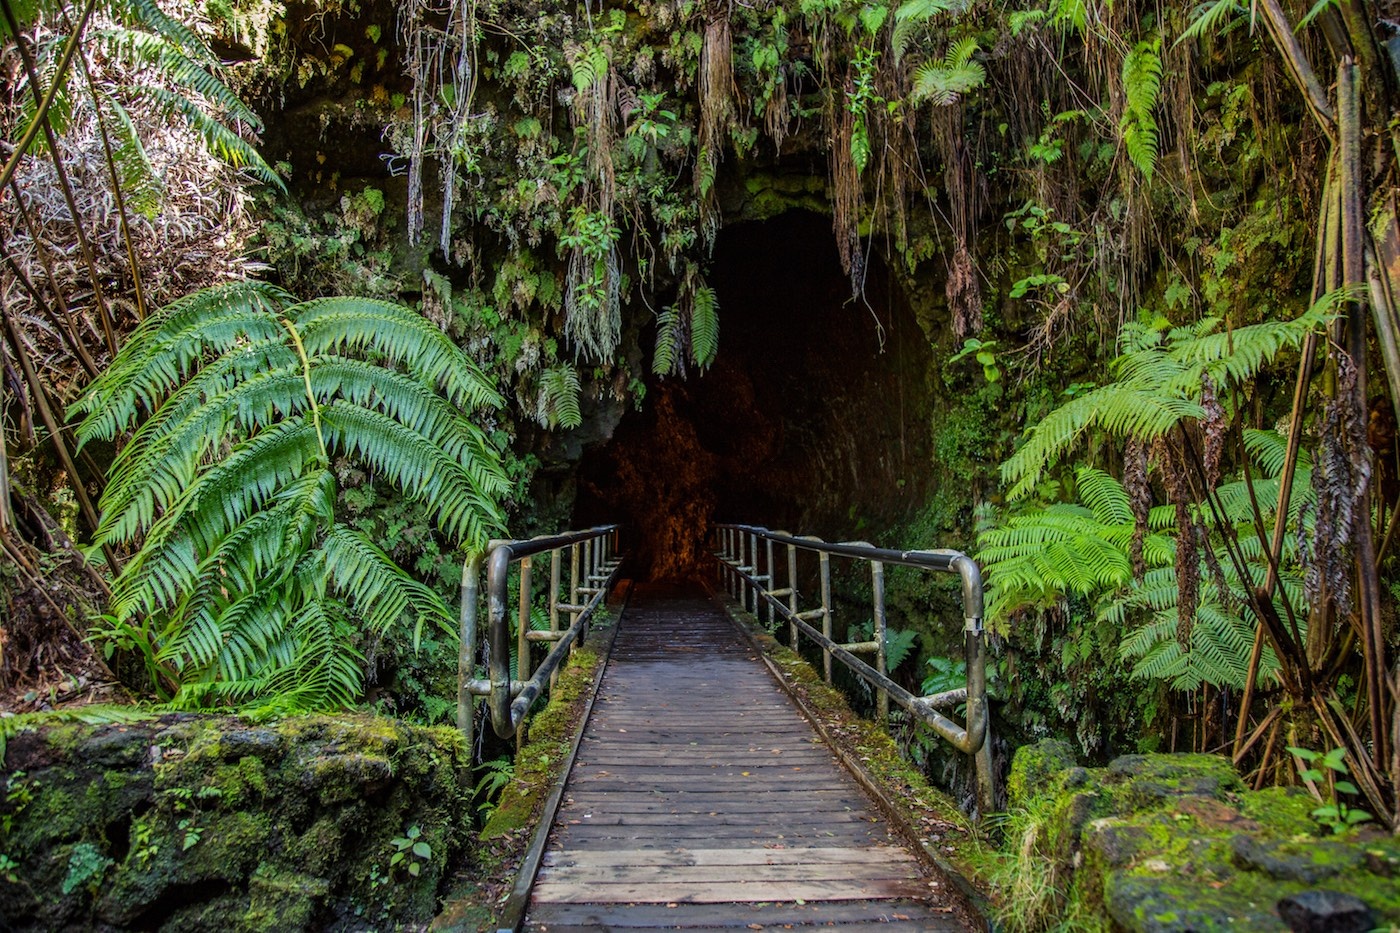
[794, 898, 806, 905]
[747, 925, 763, 930]
[667, 902, 679, 908]
[892, 915, 910, 921]
[742, 771, 751, 776]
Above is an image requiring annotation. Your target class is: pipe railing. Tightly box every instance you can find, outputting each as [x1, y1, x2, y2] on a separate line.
[457, 525, 622, 754]
[714, 523, 996, 814]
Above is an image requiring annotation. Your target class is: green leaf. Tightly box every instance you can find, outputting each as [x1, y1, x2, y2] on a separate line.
[412, 841, 431, 859]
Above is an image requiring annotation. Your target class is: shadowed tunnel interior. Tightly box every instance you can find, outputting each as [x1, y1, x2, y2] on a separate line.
[573, 211, 933, 580]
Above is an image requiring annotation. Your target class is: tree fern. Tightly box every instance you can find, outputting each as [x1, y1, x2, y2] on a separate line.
[1002, 296, 1336, 501]
[76, 282, 507, 711]
[1120, 39, 1162, 180]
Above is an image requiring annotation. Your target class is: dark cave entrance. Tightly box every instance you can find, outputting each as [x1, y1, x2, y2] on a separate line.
[573, 211, 933, 581]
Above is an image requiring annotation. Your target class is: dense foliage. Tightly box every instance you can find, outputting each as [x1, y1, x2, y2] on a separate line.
[2, 0, 1398, 868]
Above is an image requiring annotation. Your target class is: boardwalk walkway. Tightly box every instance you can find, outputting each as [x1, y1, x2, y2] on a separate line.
[523, 583, 972, 931]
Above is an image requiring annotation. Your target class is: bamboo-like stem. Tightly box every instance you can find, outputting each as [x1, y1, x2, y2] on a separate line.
[0, 298, 118, 575]
[0, 0, 97, 192]
[1338, 60, 1390, 768]
[1233, 156, 1338, 755]
[1256, 0, 1336, 137]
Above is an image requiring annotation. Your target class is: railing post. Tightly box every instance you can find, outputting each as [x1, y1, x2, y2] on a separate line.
[871, 559, 888, 722]
[819, 550, 832, 683]
[735, 530, 744, 601]
[749, 531, 760, 614]
[764, 536, 776, 628]
[786, 542, 799, 651]
[569, 542, 581, 627]
[516, 556, 532, 751]
[549, 548, 561, 690]
[457, 552, 482, 757]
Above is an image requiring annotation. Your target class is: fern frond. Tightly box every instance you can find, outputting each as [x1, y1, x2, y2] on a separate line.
[1176, 0, 1246, 45]
[319, 524, 455, 642]
[654, 307, 683, 376]
[1075, 467, 1133, 524]
[690, 285, 720, 370]
[135, 86, 282, 189]
[1119, 39, 1162, 180]
[320, 402, 504, 549]
[911, 40, 985, 106]
[94, 90, 162, 218]
[536, 365, 583, 429]
[100, 28, 261, 127]
[83, 284, 507, 712]
[294, 298, 503, 410]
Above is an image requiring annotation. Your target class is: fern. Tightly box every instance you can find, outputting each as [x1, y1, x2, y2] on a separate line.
[690, 285, 720, 371]
[537, 365, 583, 429]
[910, 37, 985, 106]
[1120, 39, 1162, 181]
[891, 0, 966, 63]
[1177, 0, 1247, 45]
[1001, 296, 1336, 501]
[653, 307, 683, 376]
[77, 283, 507, 711]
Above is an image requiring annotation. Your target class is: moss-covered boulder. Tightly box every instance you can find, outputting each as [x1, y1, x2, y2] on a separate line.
[1000, 740, 1400, 932]
[0, 713, 472, 931]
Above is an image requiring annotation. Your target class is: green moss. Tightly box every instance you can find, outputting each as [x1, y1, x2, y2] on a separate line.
[480, 639, 606, 841]
[242, 865, 331, 931]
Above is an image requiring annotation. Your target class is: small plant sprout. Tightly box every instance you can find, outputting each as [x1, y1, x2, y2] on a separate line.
[1286, 745, 1373, 834]
[389, 825, 432, 877]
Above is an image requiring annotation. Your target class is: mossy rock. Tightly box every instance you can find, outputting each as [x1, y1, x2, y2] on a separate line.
[999, 744, 1400, 931]
[1007, 738, 1078, 805]
[1, 712, 471, 932]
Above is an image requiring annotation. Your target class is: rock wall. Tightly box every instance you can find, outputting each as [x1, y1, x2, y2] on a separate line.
[0, 713, 471, 931]
[1001, 741, 1400, 932]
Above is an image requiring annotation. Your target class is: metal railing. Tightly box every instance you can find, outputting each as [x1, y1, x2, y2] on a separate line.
[457, 525, 622, 754]
[714, 523, 996, 814]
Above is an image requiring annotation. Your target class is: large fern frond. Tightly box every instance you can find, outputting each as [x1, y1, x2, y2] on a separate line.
[79, 284, 507, 712]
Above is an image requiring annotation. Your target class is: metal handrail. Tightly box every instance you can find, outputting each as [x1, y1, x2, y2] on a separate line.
[457, 525, 622, 753]
[713, 523, 996, 814]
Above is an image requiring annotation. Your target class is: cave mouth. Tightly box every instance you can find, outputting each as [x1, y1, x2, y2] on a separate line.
[573, 210, 932, 581]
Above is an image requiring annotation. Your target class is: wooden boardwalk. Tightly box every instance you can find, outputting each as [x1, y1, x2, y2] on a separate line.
[523, 583, 972, 931]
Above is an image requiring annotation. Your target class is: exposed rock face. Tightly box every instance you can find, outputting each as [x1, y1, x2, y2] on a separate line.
[0, 713, 471, 931]
[1003, 740, 1400, 932]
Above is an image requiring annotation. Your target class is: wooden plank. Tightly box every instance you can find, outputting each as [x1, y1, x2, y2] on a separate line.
[551, 812, 879, 823]
[529, 877, 932, 904]
[541, 846, 914, 868]
[537, 862, 918, 885]
[548, 826, 894, 844]
[525, 899, 952, 928]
